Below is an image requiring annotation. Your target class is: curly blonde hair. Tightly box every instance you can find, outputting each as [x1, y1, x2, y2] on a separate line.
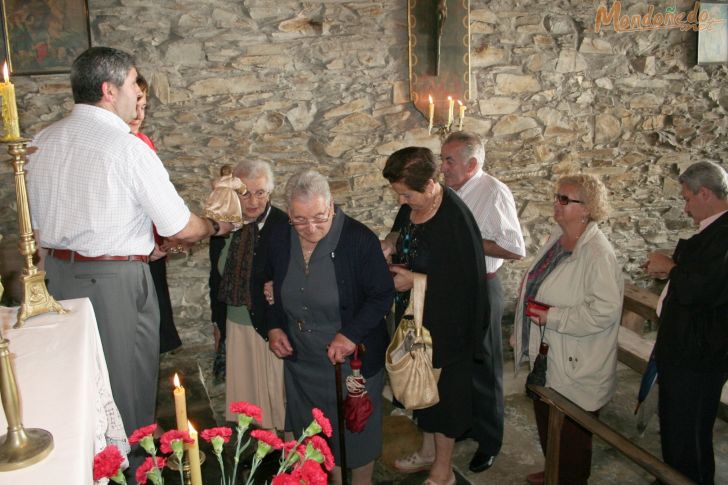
[557, 174, 610, 222]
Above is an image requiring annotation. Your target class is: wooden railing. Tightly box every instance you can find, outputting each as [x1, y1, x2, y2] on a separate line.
[527, 385, 695, 485]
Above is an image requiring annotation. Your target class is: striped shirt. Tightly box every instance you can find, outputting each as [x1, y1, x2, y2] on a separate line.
[27, 104, 190, 257]
[456, 170, 526, 273]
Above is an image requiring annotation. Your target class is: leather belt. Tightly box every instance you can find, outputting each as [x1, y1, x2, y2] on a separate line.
[46, 248, 149, 263]
[486, 272, 498, 280]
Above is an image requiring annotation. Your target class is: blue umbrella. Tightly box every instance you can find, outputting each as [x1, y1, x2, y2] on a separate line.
[635, 348, 658, 415]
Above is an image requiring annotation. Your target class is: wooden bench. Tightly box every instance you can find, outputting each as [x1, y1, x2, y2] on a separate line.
[619, 282, 728, 420]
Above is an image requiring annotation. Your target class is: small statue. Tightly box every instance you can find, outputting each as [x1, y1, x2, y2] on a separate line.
[436, 0, 448, 76]
[204, 165, 246, 223]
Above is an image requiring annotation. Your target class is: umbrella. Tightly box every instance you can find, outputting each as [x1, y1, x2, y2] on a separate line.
[635, 349, 659, 433]
[334, 362, 348, 485]
[344, 347, 373, 433]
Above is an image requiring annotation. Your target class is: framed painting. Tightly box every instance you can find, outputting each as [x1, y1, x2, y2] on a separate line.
[697, 2, 728, 65]
[0, 0, 91, 75]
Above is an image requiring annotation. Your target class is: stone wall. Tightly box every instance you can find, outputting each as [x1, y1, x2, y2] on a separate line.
[1, 0, 726, 343]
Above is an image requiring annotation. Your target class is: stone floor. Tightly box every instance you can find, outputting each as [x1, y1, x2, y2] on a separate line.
[153, 338, 728, 484]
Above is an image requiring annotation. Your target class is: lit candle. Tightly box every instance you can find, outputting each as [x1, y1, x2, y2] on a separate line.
[427, 94, 434, 135]
[447, 96, 454, 129]
[1, 61, 20, 141]
[458, 100, 466, 131]
[188, 421, 203, 485]
[173, 374, 189, 432]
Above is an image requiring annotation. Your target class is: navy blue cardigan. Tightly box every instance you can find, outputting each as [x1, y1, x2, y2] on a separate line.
[264, 211, 394, 378]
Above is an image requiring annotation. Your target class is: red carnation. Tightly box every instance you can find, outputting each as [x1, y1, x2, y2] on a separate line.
[298, 459, 327, 485]
[135, 456, 166, 484]
[159, 429, 194, 454]
[229, 401, 263, 422]
[128, 423, 158, 445]
[92, 445, 125, 481]
[308, 435, 335, 471]
[250, 429, 284, 449]
[271, 472, 300, 485]
[311, 408, 332, 437]
[200, 426, 233, 443]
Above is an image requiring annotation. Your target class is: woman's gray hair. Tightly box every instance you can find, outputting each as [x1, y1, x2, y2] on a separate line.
[678, 161, 728, 200]
[557, 174, 610, 222]
[232, 160, 274, 192]
[284, 169, 331, 207]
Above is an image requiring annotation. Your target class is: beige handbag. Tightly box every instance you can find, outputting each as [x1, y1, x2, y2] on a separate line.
[385, 273, 441, 410]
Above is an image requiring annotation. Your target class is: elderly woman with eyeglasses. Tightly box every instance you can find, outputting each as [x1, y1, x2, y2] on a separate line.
[216, 160, 289, 432]
[264, 169, 393, 484]
[512, 174, 623, 485]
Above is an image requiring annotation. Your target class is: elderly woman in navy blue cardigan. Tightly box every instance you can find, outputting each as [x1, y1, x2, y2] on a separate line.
[264, 169, 394, 485]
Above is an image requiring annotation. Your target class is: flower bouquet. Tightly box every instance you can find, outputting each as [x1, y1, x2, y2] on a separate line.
[93, 402, 335, 485]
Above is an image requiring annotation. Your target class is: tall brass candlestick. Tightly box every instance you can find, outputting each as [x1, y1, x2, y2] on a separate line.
[0, 327, 54, 470]
[6, 139, 66, 328]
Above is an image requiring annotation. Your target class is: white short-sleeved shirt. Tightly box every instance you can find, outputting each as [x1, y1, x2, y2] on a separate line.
[456, 170, 526, 273]
[27, 104, 190, 257]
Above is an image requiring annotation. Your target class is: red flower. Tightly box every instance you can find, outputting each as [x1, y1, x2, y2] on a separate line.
[135, 456, 166, 484]
[229, 401, 263, 422]
[271, 472, 300, 485]
[92, 445, 125, 480]
[311, 408, 332, 437]
[160, 429, 194, 454]
[282, 440, 299, 453]
[128, 423, 158, 445]
[200, 426, 233, 443]
[307, 435, 335, 471]
[298, 459, 327, 485]
[250, 429, 284, 449]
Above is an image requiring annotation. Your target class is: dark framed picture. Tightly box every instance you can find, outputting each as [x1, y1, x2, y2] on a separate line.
[0, 0, 91, 75]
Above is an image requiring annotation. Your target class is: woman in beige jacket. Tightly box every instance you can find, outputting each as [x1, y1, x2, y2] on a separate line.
[512, 174, 623, 485]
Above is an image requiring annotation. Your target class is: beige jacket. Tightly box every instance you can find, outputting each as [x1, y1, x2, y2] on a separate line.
[513, 222, 624, 411]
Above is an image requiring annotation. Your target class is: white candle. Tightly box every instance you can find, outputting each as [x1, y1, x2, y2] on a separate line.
[188, 421, 202, 485]
[458, 100, 466, 131]
[427, 94, 434, 135]
[1, 61, 20, 141]
[447, 96, 454, 129]
[173, 374, 189, 432]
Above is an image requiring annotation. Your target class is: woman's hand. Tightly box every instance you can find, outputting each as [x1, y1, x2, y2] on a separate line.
[529, 307, 548, 326]
[268, 329, 293, 358]
[390, 265, 414, 292]
[380, 239, 396, 260]
[327, 333, 356, 365]
[150, 243, 167, 261]
[263, 281, 274, 305]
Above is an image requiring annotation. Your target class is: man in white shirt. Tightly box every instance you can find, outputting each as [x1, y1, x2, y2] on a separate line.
[645, 161, 728, 484]
[27, 47, 229, 477]
[440, 131, 526, 473]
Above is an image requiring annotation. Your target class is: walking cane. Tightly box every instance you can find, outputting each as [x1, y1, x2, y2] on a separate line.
[335, 362, 348, 485]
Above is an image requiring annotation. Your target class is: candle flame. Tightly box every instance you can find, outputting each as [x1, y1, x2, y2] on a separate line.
[458, 100, 463, 107]
[428, 94, 433, 103]
[188, 421, 196, 433]
[447, 95, 452, 101]
[2, 62, 8, 83]
[173, 373, 181, 388]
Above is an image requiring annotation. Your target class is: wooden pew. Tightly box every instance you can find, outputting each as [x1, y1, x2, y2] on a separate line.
[619, 282, 728, 420]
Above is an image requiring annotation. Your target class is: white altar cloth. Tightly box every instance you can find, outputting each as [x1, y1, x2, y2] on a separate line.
[0, 298, 128, 484]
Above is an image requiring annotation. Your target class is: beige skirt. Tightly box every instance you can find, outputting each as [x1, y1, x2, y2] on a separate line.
[225, 321, 286, 430]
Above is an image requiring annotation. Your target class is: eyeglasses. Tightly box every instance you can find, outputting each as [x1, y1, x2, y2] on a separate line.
[289, 212, 332, 227]
[554, 193, 583, 205]
[240, 190, 269, 200]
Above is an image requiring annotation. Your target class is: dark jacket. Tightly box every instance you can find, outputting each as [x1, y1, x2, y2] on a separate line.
[655, 211, 728, 372]
[231, 205, 288, 339]
[264, 210, 394, 378]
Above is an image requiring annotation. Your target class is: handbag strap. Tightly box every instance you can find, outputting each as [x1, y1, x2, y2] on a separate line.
[411, 273, 427, 337]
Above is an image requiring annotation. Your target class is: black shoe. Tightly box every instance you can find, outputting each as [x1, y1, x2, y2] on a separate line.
[468, 450, 496, 473]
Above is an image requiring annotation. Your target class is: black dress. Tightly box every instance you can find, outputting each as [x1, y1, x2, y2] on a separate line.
[392, 186, 488, 437]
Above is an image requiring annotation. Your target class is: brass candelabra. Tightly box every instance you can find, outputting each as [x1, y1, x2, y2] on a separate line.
[6, 139, 66, 328]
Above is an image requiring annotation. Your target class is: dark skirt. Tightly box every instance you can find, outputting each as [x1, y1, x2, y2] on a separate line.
[149, 258, 181, 353]
[414, 358, 473, 438]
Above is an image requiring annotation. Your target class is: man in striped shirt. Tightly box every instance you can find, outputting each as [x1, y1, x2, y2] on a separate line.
[440, 131, 526, 473]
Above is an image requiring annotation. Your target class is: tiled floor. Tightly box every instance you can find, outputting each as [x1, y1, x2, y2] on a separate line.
[154, 340, 728, 484]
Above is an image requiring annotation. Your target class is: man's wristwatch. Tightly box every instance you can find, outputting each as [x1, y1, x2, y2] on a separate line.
[207, 218, 220, 236]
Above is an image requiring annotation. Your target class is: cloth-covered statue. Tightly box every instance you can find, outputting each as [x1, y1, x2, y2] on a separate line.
[204, 167, 246, 223]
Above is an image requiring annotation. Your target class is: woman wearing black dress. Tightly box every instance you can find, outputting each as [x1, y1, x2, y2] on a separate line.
[381, 147, 488, 485]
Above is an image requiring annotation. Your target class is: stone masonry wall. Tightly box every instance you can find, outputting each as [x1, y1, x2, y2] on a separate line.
[1, 0, 726, 344]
